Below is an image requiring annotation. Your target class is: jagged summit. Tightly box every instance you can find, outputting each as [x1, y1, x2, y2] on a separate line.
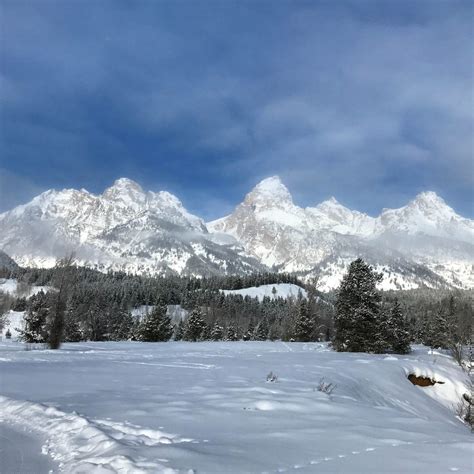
[0, 176, 472, 290]
[245, 176, 293, 207]
[112, 177, 141, 187]
[409, 191, 452, 214]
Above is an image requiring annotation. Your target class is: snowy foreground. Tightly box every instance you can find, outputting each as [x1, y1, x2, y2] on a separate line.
[0, 342, 472, 474]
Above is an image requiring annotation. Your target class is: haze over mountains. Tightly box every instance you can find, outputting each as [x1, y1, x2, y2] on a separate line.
[0, 177, 472, 291]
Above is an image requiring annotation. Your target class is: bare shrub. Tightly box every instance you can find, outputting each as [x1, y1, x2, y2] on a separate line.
[266, 371, 278, 383]
[316, 377, 337, 395]
[449, 342, 469, 371]
[455, 396, 473, 429]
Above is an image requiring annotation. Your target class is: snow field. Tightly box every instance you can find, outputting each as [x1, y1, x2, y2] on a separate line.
[221, 283, 307, 301]
[0, 342, 472, 473]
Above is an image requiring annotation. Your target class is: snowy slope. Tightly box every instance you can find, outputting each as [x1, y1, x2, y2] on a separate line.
[222, 283, 307, 300]
[0, 278, 52, 298]
[0, 342, 471, 473]
[1, 311, 25, 341]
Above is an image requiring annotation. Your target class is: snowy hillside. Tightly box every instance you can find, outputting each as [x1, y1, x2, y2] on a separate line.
[0, 341, 471, 473]
[222, 283, 307, 301]
[1, 311, 25, 340]
[0, 278, 52, 298]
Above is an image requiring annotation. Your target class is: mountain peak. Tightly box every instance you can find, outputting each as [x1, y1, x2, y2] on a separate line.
[318, 196, 342, 207]
[412, 191, 446, 206]
[109, 177, 144, 192]
[246, 176, 293, 206]
[102, 178, 145, 205]
[406, 191, 455, 217]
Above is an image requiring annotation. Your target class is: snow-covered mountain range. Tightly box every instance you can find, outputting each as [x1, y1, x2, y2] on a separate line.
[0, 177, 472, 291]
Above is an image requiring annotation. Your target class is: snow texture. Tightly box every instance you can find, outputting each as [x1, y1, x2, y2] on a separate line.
[0, 341, 472, 473]
[221, 283, 307, 301]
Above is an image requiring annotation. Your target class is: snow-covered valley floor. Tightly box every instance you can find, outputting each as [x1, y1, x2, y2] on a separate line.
[0, 341, 472, 473]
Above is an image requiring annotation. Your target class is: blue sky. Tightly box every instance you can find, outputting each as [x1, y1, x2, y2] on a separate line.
[1, 0, 472, 219]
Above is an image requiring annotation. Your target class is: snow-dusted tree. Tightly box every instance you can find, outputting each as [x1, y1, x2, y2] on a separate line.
[183, 308, 206, 341]
[173, 319, 185, 341]
[108, 306, 134, 341]
[372, 307, 390, 353]
[293, 299, 314, 342]
[387, 299, 411, 354]
[210, 322, 224, 341]
[19, 291, 50, 343]
[226, 324, 239, 341]
[63, 307, 82, 342]
[244, 321, 255, 341]
[138, 302, 172, 342]
[334, 258, 382, 352]
[254, 317, 269, 341]
[174, 319, 185, 341]
[428, 309, 451, 349]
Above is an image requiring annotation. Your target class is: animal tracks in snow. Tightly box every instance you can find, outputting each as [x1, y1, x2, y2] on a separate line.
[270, 445, 380, 473]
[272, 438, 465, 474]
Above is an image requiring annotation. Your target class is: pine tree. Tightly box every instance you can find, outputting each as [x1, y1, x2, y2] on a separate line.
[429, 309, 450, 349]
[183, 308, 206, 341]
[387, 299, 411, 354]
[334, 258, 382, 352]
[244, 321, 255, 341]
[254, 317, 269, 341]
[226, 324, 238, 341]
[174, 319, 185, 341]
[109, 309, 134, 341]
[64, 310, 82, 342]
[372, 307, 390, 353]
[293, 299, 313, 342]
[157, 308, 173, 341]
[210, 323, 224, 341]
[138, 302, 172, 342]
[19, 291, 49, 343]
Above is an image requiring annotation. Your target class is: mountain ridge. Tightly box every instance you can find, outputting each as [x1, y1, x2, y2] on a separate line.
[1, 177, 472, 291]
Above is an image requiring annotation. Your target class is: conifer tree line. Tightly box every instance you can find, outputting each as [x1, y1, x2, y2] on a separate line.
[0, 259, 471, 352]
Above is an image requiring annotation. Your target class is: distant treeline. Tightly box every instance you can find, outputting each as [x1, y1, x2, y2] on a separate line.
[0, 264, 472, 350]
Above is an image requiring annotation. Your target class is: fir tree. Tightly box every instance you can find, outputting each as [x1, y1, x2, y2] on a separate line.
[387, 299, 411, 354]
[372, 308, 390, 354]
[428, 309, 450, 349]
[210, 323, 224, 341]
[183, 308, 206, 341]
[254, 317, 269, 341]
[293, 299, 314, 342]
[20, 291, 49, 343]
[334, 258, 382, 352]
[174, 319, 185, 341]
[226, 324, 238, 341]
[138, 302, 172, 342]
[109, 308, 134, 341]
[244, 321, 255, 341]
[64, 310, 82, 342]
